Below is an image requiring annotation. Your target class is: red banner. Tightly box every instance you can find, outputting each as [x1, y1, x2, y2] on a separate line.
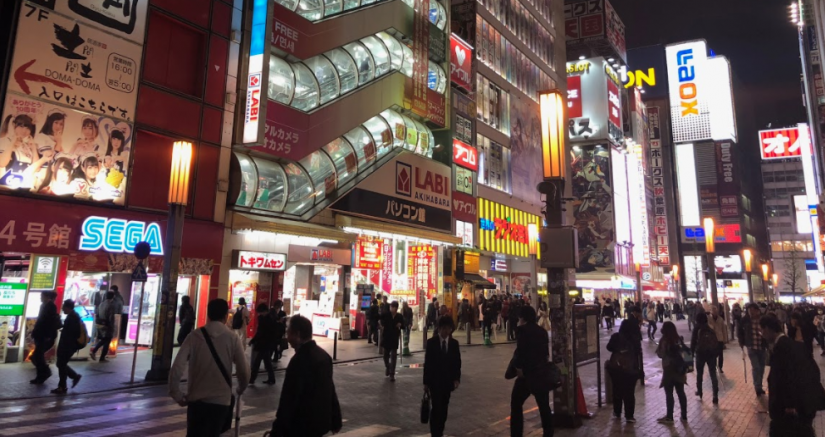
[408, 244, 436, 299]
[355, 236, 383, 270]
[381, 241, 393, 293]
[567, 75, 582, 118]
[450, 34, 473, 91]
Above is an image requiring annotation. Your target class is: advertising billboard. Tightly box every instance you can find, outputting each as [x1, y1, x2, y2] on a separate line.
[674, 143, 701, 226]
[604, 0, 627, 62]
[509, 95, 542, 205]
[626, 45, 668, 98]
[564, 0, 605, 44]
[477, 198, 541, 258]
[570, 144, 614, 273]
[759, 127, 804, 160]
[665, 40, 711, 143]
[30, 0, 149, 44]
[714, 255, 742, 274]
[705, 57, 737, 142]
[566, 58, 622, 145]
[716, 141, 738, 217]
[450, 34, 473, 92]
[331, 152, 452, 232]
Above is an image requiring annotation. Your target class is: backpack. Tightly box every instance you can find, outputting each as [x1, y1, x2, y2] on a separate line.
[607, 336, 638, 375]
[695, 325, 718, 357]
[231, 307, 245, 329]
[77, 320, 90, 350]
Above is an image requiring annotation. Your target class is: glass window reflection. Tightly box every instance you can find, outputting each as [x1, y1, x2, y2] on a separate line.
[362, 116, 393, 158]
[380, 110, 406, 149]
[283, 163, 315, 215]
[296, 0, 323, 20]
[290, 62, 320, 111]
[344, 126, 377, 170]
[233, 153, 257, 207]
[268, 56, 295, 105]
[323, 0, 342, 16]
[400, 43, 414, 77]
[303, 56, 340, 105]
[325, 48, 358, 95]
[323, 138, 358, 186]
[376, 32, 404, 71]
[343, 42, 375, 86]
[401, 114, 418, 151]
[251, 158, 287, 212]
[360, 36, 391, 76]
[298, 151, 336, 205]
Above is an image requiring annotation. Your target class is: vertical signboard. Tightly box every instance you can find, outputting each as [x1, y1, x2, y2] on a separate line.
[566, 59, 622, 145]
[407, 0, 431, 118]
[648, 107, 670, 265]
[564, 0, 605, 43]
[665, 40, 710, 143]
[242, 0, 270, 144]
[715, 141, 738, 217]
[450, 34, 473, 92]
[604, 0, 627, 62]
[570, 145, 615, 272]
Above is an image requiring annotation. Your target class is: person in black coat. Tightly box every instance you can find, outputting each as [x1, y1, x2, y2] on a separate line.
[31, 291, 60, 384]
[380, 301, 405, 381]
[249, 303, 276, 385]
[606, 319, 640, 422]
[270, 300, 288, 361]
[426, 297, 439, 332]
[367, 299, 380, 344]
[788, 312, 816, 357]
[507, 300, 521, 341]
[177, 295, 196, 346]
[424, 315, 461, 437]
[52, 299, 82, 394]
[271, 315, 342, 437]
[509, 305, 553, 437]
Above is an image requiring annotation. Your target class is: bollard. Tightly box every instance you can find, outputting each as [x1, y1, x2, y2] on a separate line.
[333, 334, 338, 361]
[402, 328, 411, 356]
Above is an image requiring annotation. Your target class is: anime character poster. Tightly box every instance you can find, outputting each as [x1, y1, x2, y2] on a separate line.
[570, 144, 615, 273]
[509, 95, 542, 205]
[0, 95, 130, 204]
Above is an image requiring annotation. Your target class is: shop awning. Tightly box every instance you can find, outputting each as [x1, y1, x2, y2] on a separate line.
[803, 284, 825, 297]
[231, 213, 356, 243]
[462, 273, 497, 289]
[336, 215, 462, 246]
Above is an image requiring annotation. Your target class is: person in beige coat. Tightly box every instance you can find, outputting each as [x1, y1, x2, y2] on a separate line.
[708, 305, 729, 373]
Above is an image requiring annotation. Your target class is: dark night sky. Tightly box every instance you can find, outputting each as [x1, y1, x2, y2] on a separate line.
[610, 0, 807, 130]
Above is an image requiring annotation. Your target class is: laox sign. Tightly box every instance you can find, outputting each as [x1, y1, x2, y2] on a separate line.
[674, 48, 699, 117]
[79, 216, 163, 255]
[452, 139, 478, 171]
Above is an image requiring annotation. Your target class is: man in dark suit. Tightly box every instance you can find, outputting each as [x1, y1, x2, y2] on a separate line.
[424, 315, 461, 437]
[510, 305, 553, 437]
[31, 291, 60, 384]
[271, 315, 342, 437]
[760, 314, 819, 437]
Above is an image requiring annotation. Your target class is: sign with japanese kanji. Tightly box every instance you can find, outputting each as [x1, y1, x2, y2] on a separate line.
[233, 250, 287, 271]
[30, 255, 59, 290]
[30, 0, 149, 44]
[759, 127, 804, 160]
[8, 3, 143, 122]
[355, 236, 383, 270]
[0, 283, 27, 316]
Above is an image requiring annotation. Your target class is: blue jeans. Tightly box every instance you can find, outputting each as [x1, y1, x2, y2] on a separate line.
[747, 348, 766, 391]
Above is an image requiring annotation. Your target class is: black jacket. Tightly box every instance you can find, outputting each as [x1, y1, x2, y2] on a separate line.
[768, 335, 806, 419]
[367, 303, 380, 324]
[178, 303, 195, 326]
[272, 340, 342, 437]
[423, 335, 461, 391]
[250, 314, 278, 351]
[513, 322, 549, 375]
[737, 315, 766, 349]
[57, 311, 81, 354]
[427, 302, 438, 324]
[380, 313, 405, 350]
[32, 301, 60, 343]
[787, 323, 816, 356]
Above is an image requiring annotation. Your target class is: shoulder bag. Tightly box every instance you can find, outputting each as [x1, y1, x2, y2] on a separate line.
[420, 389, 431, 424]
[200, 327, 236, 434]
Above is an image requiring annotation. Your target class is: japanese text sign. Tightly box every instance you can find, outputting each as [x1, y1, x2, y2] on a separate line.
[452, 139, 478, 171]
[235, 250, 286, 271]
[759, 127, 803, 160]
[450, 34, 473, 92]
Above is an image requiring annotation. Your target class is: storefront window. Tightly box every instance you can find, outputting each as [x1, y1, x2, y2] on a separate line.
[360, 36, 391, 76]
[400, 43, 414, 77]
[344, 126, 376, 170]
[401, 114, 418, 151]
[376, 32, 404, 71]
[283, 163, 314, 215]
[323, 0, 342, 16]
[303, 56, 340, 105]
[251, 158, 287, 212]
[324, 48, 358, 95]
[427, 62, 446, 94]
[296, 0, 323, 20]
[275, 0, 299, 10]
[290, 62, 320, 111]
[343, 42, 375, 86]
[361, 115, 393, 158]
[323, 138, 357, 187]
[380, 110, 407, 149]
[431, 1, 447, 30]
[298, 151, 336, 205]
[477, 134, 511, 193]
[233, 152, 258, 207]
[342, 0, 359, 10]
[268, 56, 295, 105]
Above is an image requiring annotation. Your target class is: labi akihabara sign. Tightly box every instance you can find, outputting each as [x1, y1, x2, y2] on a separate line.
[78, 216, 163, 255]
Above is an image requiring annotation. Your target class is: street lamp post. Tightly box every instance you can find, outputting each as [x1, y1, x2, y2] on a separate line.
[671, 265, 679, 301]
[146, 141, 193, 381]
[704, 218, 719, 306]
[635, 262, 642, 304]
[762, 263, 770, 302]
[743, 249, 754, 304]
[538, 90, 580, 428]
[773, 273, 779, 301]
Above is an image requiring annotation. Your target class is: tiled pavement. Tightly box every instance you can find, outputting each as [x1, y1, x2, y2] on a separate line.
[1, 319, 824, 436]
[0, 326, 511, 400]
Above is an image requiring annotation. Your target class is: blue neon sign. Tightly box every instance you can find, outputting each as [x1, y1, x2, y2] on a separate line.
[79, 216, 163, 255]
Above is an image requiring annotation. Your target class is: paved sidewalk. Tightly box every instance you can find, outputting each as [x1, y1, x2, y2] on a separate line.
[0, 327, 511, 400]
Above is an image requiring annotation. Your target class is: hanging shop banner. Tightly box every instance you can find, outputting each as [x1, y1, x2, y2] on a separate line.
[408, 244, 436, 301]
[30, 0, 149, 44]
[648, 106, 669, 265]
[30, 255, 59, 291]
[355, 236, 383, 270]
[1, 95, 130, 204]
[287, 245, 352, 265]
[452, 191, 477, 223]
[509, 95, 543, 206]
[477, 198, 541, 258]
[427, 88, 446, 128]
[331, 152, 452, 232]
[715, 141, 738, 217]
[452, 139, 478, 171]
[570, 144, 615, 271]
[381, 241, 393, 293]
[450, 34, 473, 92]
[242, 0, 270, 144]
[0, 283, 27, 316]
[8, 2, 144, 122]
[564, 0, 605, 43]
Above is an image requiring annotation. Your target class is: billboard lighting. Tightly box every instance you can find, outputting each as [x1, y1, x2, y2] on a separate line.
[608, 58, 615, 62]
[579, 55, 586, 60]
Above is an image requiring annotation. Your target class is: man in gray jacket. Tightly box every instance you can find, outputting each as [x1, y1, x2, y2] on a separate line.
[90, 291, 115, 363]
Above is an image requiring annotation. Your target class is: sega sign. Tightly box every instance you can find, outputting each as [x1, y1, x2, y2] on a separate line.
[452, 139, 478, 171]
[79, 216, 163, 255]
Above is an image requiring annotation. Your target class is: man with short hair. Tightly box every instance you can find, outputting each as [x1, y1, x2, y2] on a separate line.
[270, 315, 342, 436]
[426, 297, 438, 337]
[509, 305, 553, 436]
[52, 299, 82, 394]
[169, 299, 249, 437]
[424, 315, 461, 437]
[380, 301, 405, 381]
[738, 303, 767, 396]
[90, 291, 115, 363]
[31, 291, 60, 384]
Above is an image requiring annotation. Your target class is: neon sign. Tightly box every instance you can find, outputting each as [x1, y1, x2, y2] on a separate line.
[79, 216, 163, 255]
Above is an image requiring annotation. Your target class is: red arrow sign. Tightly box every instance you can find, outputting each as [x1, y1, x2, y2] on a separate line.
[14, 59, 73, 95]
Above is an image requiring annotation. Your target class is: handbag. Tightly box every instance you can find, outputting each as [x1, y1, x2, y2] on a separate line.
[527, 361, 563, 392]
[201, 327, 236, 434]
[420, 389, 431, 424]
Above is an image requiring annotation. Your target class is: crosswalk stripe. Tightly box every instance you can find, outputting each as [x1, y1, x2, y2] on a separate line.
[0, 393, 169, 425]
[0, 392, 142, 415]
